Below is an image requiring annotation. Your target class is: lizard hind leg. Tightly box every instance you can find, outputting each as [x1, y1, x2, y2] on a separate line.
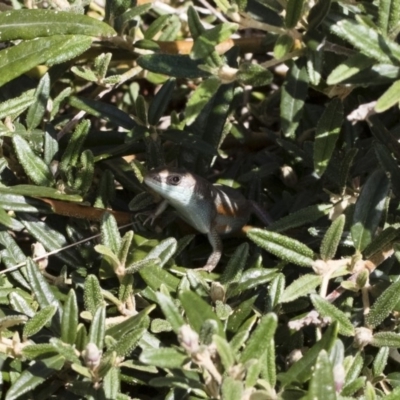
[195, 229, 222, 272]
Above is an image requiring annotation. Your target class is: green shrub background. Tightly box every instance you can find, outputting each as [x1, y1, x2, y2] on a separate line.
[1, 0, 400, 399]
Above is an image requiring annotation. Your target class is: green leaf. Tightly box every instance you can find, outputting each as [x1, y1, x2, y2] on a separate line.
[59, 119, 91, 172]
[240, 313, 277, 363]
[191, 22, 238, 60]
[148, 79, 176, 126]
[281, 274, 322, 303]
[320, 215, 345, 261]
[365, 279, 400, 328]
[84, 275, 104, 316]
[285, 0, 304, 28]
[372, 332, 400, 347]
[307, 350, 336, 400]
[180, 290, 225, 338]
[307, 0, 331, 30]
[103, 367, 119, 399]
[185, 77, 221, 125]
[105, 306, 152, 340]
[279, 323, 338, 386]
[237, 62, 273, 87]
[0, 9, 116, 40]
[61, 289, 78, 345]
[221, 377, 243, 400]
[21, 214, 82, 268]
[137, 54, 209, 79]
[5, 355, 64, 400]
[280, 59, 309, 138]
[311, 294, 355, 336]
[329, 16, 400, 64]
[0, 185, 82, 202]
[326, 53, 375, 85]
[88, 307, 106, 349]
[274, 34, 294, 59]
[351, 169, 390, 251]
[268, 204, 332, 233]
[220, 243, 248, 285]
[247, 228, 315, 267]
[187, 5, 205, 39]
[26, 258, 58, 308]
[374, 141, 400, 198]
[100, 212, 121, 255]
[140, 348, 187, 369]
[69, 96, 136, 130]
[0, 35, 92, 87]
[23, 304, 57, 338]
[144, 237, 177, 268]
[214, 335, 235, 371]
[375, 80, 400, 112]
[378, 0, 400, 35]
[105, 327, 145, 358]
[372, 346, 389, 376]
[26, 73, 50, 131]
[363, 226, 399, 259]
[12, 135, 54, 186]
[95, 244, 121, 271]
[0, 89, 35, 120]
[314, 98, 343, 177]
[139, 264, 180, 292]
[155, 292, 185, 334]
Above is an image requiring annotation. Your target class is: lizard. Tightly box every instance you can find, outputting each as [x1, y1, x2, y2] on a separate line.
[143, 166, 272, 272]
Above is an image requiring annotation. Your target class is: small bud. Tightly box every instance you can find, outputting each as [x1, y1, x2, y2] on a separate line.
[178, 324, 199, 354]
[286, 349, 303, 366]
[217, 65, 238, 84]
[83, 342, 102, 370]
[354, 327, 373, 349]
[312, 259, 329, 275]
[31, 242, 48, 271]
[210, 282, 225, 303]
[280, 165, 298, 187]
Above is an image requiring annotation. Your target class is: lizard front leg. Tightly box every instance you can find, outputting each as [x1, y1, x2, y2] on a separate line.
[196, 228, 222, 272]
[143, 199, 169, 226]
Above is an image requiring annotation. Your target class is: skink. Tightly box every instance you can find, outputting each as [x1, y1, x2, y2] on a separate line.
[144, 167, 271, 272]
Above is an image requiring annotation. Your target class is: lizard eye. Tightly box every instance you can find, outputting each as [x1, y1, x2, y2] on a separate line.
[168, 175, 181, 185]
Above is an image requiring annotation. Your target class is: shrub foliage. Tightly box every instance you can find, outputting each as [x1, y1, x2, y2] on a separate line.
[1, 0, 400, 399]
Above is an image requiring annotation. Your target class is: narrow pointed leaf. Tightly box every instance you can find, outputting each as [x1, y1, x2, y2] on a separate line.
[156, 292, 185, 334]
[329, 16, 400, 63]
[12, 135, 54, 186]
[26, 73, 50, 130]
[281, 274, 322, 303]
[23, 304, 58, 338]
[279, 323, 337, 385]
[0, 35, 92, 87]
[0, 9, 116, 41]
[376, 80, 400, 112]
[5, 355, 65, 400]
[280, 59, 309, 138]
[180, 290, 225, 337]
[185, 77, 221, 125]
[311, 294, 355, 336]
[247, 228, 315, 267]
[320, 215, 345, 261]
[240, 313, 277, 363]
[285, 0, 304, 28]
[351, 169, 390, 251]
[0, 89, 35, 119]
[307, 350, 336, 400]
[365, 279, 400, 328]
[61, 289, 78, 345]
[314, 99, 343, 177]
[88, 307, 106, 349]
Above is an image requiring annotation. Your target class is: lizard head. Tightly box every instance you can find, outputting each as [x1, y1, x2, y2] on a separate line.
[144, 167, 198, 205]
